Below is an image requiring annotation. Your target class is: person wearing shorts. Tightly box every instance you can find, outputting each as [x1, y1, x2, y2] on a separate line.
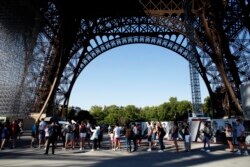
[225, 123, 234, 152]
[79, 121, 87, 150]
[146, 121, 153, 152]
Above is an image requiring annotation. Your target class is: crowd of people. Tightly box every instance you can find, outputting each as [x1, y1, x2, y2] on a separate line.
[30, 118, 104, 154]
[0, 118, 249, 156]
[224, 118, 249, 155]
[108, 121, 188, 153]
[197, 118, 249, 156]
[0, 119, 23, 150]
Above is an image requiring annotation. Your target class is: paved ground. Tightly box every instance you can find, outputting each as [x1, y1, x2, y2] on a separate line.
[0, 134, 249, 167]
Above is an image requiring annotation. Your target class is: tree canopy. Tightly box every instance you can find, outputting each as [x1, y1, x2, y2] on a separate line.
[84, 97, 192, 126]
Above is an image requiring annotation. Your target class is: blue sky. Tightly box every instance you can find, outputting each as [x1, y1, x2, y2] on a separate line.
[69, 44, 209, 110]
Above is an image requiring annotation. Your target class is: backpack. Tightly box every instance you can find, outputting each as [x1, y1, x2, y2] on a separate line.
[125, 128, 133, 138]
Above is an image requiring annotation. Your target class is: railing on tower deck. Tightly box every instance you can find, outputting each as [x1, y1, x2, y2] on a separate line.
[139, 0, 197, 16]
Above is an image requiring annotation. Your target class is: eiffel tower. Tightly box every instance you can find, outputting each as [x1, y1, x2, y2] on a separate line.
[0, 0, 249, 120]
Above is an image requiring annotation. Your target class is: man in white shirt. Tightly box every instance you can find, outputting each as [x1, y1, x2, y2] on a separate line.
[113, 123, 121, 150]
[38, 118, 47, 148]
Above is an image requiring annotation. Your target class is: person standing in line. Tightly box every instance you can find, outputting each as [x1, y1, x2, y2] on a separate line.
[38, 118, 47, 149]
[136, 124, 142, 147]
[235, 119, 249, 155]
[30, 122, 39, 148]
[157, 122, 166, 152]
[171, 121, 179, 152]
[64, 121, 73, 150]
[109, 129, 114, 150]
[86, 120, 91, 148]
[225, 123, 234, 152]
[72, 121, 79, 149]
[61, 124, 67, 149]
[44, 124, 50, 150]
[79, 121, 87, 151]
[90, 124, 99, 151]
[184, 124, 191, 152]
[132, 123, 138, 152]
[152, 123, 158, 147]
[44, 121, 58, 155]
[201, 122, 212, 152]
[124, 124, 133, 152]
[18, 120, 23, 140]
[1, 123, 9, 150]
[10, 120, 19, 148]
[232, 121, 238, 145]
[97, 126, 103, 149]
[113, 123, 121, 151]
[146, 121, 153, 152]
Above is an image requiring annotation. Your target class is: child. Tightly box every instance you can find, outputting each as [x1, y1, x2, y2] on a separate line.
[109, 131, 114, 150]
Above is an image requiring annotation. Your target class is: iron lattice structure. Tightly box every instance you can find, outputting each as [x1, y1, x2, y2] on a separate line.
[0, 0, 249, 119]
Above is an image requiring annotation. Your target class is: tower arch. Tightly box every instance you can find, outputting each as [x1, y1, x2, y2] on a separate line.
[56, 34, 215, 109]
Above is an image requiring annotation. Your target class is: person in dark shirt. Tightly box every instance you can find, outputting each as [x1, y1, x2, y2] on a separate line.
[44, 121, 58, 155]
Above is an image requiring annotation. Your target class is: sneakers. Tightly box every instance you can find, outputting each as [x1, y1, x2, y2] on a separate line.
[158, 150, 163, 153]
[235, 150, 249, 155]
[200, 148, 210, 152]
[147, 148, 152, 152]
[236, 150, 241, 155]
[243, 151, 249, 156]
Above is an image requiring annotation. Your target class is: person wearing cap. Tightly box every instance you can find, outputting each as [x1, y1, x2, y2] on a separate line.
[235, 119, 249, 155]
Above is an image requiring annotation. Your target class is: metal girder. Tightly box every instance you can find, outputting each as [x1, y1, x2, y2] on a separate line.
[0, 0, 42, 117]
[56, 33, 215, 107]
[139, 0, 187, 16]
[1, 0, 249, 118]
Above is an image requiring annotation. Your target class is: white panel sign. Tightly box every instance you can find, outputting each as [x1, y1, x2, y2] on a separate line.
[240, 82, 250, 120]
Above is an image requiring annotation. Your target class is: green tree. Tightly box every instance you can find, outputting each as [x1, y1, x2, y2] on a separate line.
[141, 106, 155, 121]
[203, 96, 213, 117]
[158, 102, 172, 121]
[169, 97, 179, 120]
[90, 105, 106, 125]
[123, 105, 141, 124]
[103, 105, 121, 125]
[177, 100, 192, 121]
[104, 113, 117, 126]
